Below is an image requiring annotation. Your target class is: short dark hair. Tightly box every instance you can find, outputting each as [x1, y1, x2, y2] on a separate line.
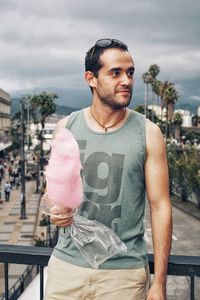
[85, 39, 128, 77]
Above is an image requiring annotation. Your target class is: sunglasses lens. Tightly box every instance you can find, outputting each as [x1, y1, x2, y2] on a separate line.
[96, 39, 112, 47]
[112, 39, 127, 48]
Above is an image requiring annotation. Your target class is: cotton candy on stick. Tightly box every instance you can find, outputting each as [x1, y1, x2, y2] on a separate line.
[44, 128, 83, 214]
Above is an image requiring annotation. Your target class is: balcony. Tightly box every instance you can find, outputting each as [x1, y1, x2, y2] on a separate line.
[0, 244, 200, 300]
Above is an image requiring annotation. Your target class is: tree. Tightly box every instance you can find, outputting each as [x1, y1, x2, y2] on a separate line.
[151, 80, 162, 104]
[192, 115, 200, 127]
[173, 113, 183, 141]
[186, 147, 200, 207]
[29, 92, 57, 171]
[148, 65, 160, 122]
[134, 104, 159, 124]
[148, 64, 160, 79]
[163, 85, 179, 122]
[142, 72, 153, 117]
[159, 82, 179, 138]
[167, 145, 192, 201]
[134, 104, 145, 115]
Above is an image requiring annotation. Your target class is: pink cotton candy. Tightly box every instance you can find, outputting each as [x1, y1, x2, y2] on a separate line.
[45, 128, 83, 209]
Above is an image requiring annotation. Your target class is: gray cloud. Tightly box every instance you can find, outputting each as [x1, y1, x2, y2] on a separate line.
[0, 0, 199, 107]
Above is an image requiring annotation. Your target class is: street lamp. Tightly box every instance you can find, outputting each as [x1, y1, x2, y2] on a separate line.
[24, 97, 30, 150]
[20, 98, 27, 219]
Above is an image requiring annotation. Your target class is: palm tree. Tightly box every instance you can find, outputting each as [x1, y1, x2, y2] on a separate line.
[164, 85, 179, 121]
[148, 64, 160, 79]
[151, 79, 162, 121]
[29, 92, 57, 171]
[159, 81, 171, 123]
[142, 72, 152, 117]
[162, 84, 180, 138]
[173, 112, 183, 141]
[148, 65, 160, 122]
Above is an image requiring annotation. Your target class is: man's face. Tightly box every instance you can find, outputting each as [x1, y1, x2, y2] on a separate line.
[94, 48, 134, 109]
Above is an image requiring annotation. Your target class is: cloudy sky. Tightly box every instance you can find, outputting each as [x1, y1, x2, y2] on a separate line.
[0, 0, 200, 107]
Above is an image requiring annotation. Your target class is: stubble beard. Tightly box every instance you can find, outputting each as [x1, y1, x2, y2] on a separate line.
[96, 88, 133, 110]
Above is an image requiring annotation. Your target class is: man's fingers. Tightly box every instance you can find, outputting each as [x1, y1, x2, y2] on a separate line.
[50, 216, 73, 227]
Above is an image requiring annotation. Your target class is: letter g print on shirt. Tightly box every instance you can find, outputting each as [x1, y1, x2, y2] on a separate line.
[77, 140, 125, 231]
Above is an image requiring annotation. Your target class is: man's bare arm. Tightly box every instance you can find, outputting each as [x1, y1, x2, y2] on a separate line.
[52, 116, 69, 139]
[145, 120, 172, 299]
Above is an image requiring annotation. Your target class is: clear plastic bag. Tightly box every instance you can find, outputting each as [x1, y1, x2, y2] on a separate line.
[70, 214, 127, 269]
[40, 193, 127, 268]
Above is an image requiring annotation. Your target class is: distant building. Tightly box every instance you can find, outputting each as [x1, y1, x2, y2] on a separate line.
[174, 109, 192, 127]
[197, 106, 200, 117]
[30, 114, 66, 151]
[148, 104, 167, 120]
[0, 88, 11, 151]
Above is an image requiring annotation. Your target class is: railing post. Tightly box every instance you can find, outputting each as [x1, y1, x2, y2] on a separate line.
[40, 265, 44, 300]
[190, 276, 194, 300]
[4, 263, 9, 300]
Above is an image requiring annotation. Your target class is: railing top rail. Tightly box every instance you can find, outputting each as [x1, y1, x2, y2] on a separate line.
[0, 244, 53, 266]
[0, 245, 200, 276]
[148, 254, 200, 276]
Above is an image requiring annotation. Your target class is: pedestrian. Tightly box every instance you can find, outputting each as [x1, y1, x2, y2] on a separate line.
[4, 181, 11, 201]
[10, 156, 14, 166]
[8, 165, 12, 178]
[0, 187, 3, 204]
[45, 38, 172, 300]
[0, 163, 4, 179]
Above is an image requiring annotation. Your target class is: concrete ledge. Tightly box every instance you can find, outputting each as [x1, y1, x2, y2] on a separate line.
[171, 194, 200, 221]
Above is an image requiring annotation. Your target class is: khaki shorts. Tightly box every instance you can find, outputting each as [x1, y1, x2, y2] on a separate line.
[45, 256, 150, 300]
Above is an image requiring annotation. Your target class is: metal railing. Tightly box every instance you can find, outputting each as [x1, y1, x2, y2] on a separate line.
[0, 244, 200, 300]
[0, 265, 36, 300]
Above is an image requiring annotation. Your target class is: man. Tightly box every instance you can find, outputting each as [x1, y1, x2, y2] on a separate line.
[45, 39, 172, 300]
[4, 181, 11, 201]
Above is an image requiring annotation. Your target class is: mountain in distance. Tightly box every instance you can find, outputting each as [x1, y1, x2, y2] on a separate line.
[10, 87, 91, 110]
[10, 86, 200, 116]
[10, 97, 77, 116]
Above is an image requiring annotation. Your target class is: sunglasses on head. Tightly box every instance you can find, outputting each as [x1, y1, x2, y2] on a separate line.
[90, 38, 127, 60]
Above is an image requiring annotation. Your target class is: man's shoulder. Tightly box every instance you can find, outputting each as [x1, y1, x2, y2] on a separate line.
[146, 118, 162, 137]
[53, 109, 82, 138]
[56, 116, 69, 129]
[145, 119, 165, 153]
[52, 116, 69, 139]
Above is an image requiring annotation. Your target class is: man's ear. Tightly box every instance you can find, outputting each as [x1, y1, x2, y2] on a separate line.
[85, 71, 97, 89]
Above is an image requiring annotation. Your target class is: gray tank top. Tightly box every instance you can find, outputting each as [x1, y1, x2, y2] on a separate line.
[53, 109, 148, 269]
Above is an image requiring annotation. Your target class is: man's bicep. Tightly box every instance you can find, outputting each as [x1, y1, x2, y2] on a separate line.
[145, 123, 170, 206]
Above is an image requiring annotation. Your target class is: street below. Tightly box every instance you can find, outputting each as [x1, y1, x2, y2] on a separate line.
[145, 200, 200, 299]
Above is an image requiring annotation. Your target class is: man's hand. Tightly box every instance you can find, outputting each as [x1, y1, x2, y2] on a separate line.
[50, 207, 74, 227]
[147, 283, 166, 300]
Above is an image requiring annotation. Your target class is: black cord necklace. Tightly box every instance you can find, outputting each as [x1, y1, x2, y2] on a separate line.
[90, 106, 127, 132]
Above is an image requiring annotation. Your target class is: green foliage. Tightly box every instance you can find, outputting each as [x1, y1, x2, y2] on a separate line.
[29, 92, 57, 126]
[182, 130, 200, 144]
[134, 105, 159, 124]
[39, 215, 49, 226]
[134, 104, 145, 114]
[142, 72, 153, 84]
[28, 91, 57, 170]
[173, 113, 183, 126]
[184, 147, 200, 206]
[192, 115, 200, 127]
[10, 127, 21, 150]
[148, 64, 160, 79]
[34, 233, 46, 247]
[167, 145, 200, 205]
